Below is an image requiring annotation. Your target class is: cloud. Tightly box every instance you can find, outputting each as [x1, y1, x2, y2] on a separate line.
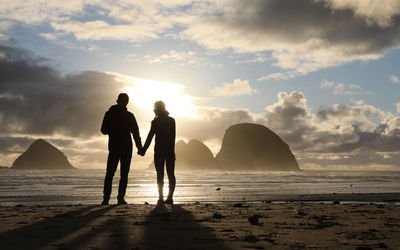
[263, 91, 400, 168]
[234, 54, 269, 64]
[0, 1, 206, 44]
[1, 44, 400, 169]
[211, 79, 257, 96]
[0, 45, 125, 137]
[51, 20, 160, 42]
[322, 0, 400, 27]
[48, 1, 207, 43]
[181, 0, 400, 74]
[257, 71, 297, 81]
[320, 80, 367, 95]
[143, 50, 199, 66]
[1, 0, 398, 75]
[390, 74, 400, 83]
[397, 103, 400, 113]
[179, 107, 260, 142]
[0, 33, 10, 41]
[0, 0, 84, 25]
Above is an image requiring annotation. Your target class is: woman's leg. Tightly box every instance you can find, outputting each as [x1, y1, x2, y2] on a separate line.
[166, 153, 176, 199]
[154, 153, 165, 200]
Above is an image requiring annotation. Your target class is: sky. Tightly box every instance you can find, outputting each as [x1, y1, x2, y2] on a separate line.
[0, 0, 400, 170]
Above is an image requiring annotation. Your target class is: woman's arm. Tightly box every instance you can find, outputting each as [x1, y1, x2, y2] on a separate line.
[142, 121, 156, 154]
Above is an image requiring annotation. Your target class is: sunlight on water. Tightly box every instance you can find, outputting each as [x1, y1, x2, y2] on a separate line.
[0, 169, 399, 205]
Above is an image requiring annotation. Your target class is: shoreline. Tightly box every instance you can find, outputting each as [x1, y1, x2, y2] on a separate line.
[2, 192, 400, 207]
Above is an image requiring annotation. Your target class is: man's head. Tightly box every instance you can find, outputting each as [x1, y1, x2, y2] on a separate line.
[116, 93, 129, 106]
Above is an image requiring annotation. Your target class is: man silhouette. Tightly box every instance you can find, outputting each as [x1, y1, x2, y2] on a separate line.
[101, 93, 142, 205]
[140, 101, 176, 205]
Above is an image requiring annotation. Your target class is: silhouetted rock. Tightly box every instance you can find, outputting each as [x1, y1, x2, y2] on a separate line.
[175, 139, 215, 169]
[11, 139, 74, 169]
[248, 214, 259, 225]
[212, 212, 225, 219]
[215, 123, 299, 170]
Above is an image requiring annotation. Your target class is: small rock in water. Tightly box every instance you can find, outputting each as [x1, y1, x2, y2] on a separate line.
[15, 204, 24, 207]
[263, 200, 272, 204]
[333, 200, 340, 204]
[233, 203, 242, 208]
[144, 202, 149, 205]
[297, 210, 306, 216]
[243, 235, 259, 242]
[212, 212, 225, 219]
[194, 201, 200, 205]
[378, 242, 389, 249]
[216, 187, 221, 191]
[248, 214, 259, 225]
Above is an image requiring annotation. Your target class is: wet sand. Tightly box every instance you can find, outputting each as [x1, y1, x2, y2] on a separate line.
[0, 194, 400, 249]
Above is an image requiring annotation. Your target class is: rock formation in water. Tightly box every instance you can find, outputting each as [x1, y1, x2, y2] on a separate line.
[215, 123, 299, 170]
[11, 139, 74, 169]
[175, 139, 214, 169]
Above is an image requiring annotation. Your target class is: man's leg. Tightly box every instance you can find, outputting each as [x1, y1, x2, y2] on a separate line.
[117, 154, 132, 203]
[165, 154, 176, 204]
[154, 153, 165, 201]
[103, 151, 119, 204]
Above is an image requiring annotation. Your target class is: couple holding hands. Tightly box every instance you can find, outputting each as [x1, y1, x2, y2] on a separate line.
[101, 93, 176, 206]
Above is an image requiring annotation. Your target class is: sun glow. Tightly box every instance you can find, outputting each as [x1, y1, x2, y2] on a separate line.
[114, 74, 197, 117]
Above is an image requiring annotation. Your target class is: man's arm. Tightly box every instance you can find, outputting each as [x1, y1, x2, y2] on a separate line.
[130, 114, 142, 151]
[172, 118, 176, 143]
[101, 111, 110, 135]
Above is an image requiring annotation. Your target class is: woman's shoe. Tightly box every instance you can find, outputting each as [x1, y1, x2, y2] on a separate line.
[164, 197, 173, 205]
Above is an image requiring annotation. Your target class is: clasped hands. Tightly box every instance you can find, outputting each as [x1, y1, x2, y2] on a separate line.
[137, 148, 146, 156]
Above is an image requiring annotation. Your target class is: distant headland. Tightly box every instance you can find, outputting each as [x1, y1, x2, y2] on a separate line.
[11, 139, 75, 170]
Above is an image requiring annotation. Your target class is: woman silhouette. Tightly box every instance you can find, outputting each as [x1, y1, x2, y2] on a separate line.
[141, 101, 176, 205]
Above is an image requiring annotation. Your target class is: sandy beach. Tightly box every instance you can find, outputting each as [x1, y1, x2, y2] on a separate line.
[0, 194, 399, 250]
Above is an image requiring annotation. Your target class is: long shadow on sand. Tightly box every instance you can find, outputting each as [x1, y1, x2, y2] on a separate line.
[0, 205, 114, 249]
[142, 204, 230, 250]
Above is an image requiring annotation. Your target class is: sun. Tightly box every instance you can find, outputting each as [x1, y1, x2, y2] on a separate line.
[114, 74, 197, 117]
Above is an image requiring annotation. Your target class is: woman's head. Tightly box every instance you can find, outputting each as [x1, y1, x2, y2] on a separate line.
[154, 100, 169, 116]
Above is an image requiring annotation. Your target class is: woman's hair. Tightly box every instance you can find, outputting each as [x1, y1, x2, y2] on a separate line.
[154, 100, 166, 111]
[154, 100, 169, 116]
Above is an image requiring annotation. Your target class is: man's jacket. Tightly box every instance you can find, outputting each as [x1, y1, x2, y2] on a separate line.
[101, 104, 142, 154]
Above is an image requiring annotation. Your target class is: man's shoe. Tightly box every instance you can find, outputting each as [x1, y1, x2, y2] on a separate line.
[164, 197, 173, 205]
[117, 199, 128, 205]
[101, 200, 109, 205]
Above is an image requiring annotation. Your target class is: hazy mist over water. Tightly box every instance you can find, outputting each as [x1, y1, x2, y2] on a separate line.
[1, 169, 400, 206]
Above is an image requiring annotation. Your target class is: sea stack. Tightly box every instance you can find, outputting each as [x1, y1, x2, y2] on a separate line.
[12, 139, 74, 169]
[175, 139, 214, 169]
[215, 123, 299, 170]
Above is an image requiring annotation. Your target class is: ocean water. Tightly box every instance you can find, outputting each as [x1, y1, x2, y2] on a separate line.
[0, 169, 399, 205]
